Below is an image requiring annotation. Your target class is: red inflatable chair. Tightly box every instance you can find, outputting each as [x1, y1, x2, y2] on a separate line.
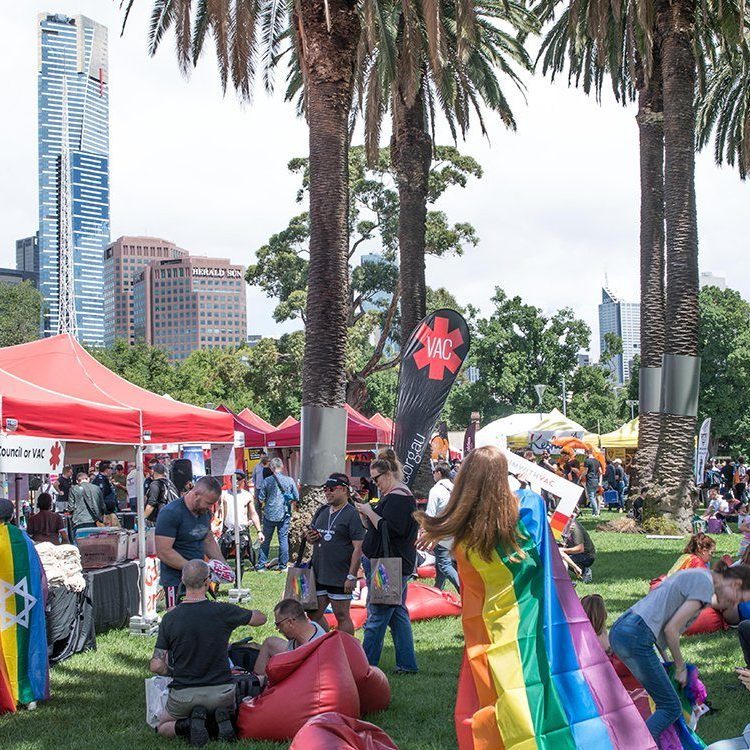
[406, 583, 461, 621]
[416, 564, 436, 579]
[236, 631, 390, 742]
[325, 606, 368, 631]
[290, 712, 398, 750]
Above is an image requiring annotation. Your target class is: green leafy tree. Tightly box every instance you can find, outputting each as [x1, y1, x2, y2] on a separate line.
[458, 288, 590, 422]
[567, 365, 621, 434]
[246, 146, 479, 408]
[698, 287, 750, 455]
[0, 281, 42, 348]
[90, 339, 177, 396]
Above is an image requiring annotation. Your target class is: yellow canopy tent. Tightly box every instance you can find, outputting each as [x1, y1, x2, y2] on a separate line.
[507, 408, 596, 448]
[599, 417, 639, 449]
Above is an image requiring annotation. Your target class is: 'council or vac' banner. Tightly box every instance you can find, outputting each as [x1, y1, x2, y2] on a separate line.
[394, 309, 470, 488]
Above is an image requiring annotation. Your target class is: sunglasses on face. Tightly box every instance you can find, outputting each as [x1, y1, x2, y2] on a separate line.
[371, 473, 384, 482]
[274, 617, 292, 629]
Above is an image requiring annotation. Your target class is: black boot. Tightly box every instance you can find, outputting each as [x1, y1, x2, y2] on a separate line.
[174, 718, 191, 740]
[188, 706, 209, 747]
[214, 708, 236, 742]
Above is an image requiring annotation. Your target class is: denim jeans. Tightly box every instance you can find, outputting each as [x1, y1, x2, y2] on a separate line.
[609, 611, 682, 740]
[586, 487, 600, 515]
[433, 545, 460, 592]
[257, 516, 290, 569]
[362, 566, 418, 672]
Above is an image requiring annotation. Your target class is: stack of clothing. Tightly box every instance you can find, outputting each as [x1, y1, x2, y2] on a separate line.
[35, 543, 86, 592]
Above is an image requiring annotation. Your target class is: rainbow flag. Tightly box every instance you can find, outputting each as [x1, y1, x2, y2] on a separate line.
[666, 555, 706, 578]
[0, 522, 48, 713]
[454, 490, 657, 750]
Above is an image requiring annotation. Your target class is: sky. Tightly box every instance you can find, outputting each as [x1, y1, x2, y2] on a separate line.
[2, 3, 748, 358]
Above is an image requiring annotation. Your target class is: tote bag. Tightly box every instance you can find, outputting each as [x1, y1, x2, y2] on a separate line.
[284, 539, 318, 609]
[369, 521, 403, 606]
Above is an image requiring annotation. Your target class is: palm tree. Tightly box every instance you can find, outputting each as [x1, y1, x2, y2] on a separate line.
[366, 1, 536, 347]
[123, 0, 360, 483]
[696, 38, 750, 180]
[538, 0, 666, 490]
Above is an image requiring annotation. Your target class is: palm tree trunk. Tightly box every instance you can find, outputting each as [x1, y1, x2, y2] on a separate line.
[295, 0, 360, 544]
[652, 0, 700, 528]
[391, 84, 432, 350]
[633, 45, 665, 494]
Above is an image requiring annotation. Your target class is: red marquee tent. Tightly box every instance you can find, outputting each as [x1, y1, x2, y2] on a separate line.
[265, 405, 388, 449]
[237, 408, 275, 433]
[275, 416, 299, 430]
[370, 413, 395, 442]
[0, 367, 142, 444]
[0, 334, 233, 445]
[216, 405, 266, 447]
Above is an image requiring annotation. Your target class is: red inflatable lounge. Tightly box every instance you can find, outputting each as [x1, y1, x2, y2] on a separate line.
[237, 631, 390, 742]
[325, 583, 461, 630]
[290, 712, 398, 750]
[417, 564, 436, 579]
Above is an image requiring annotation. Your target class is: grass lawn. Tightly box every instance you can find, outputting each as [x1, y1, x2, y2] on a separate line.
[3, 511, 749, 749]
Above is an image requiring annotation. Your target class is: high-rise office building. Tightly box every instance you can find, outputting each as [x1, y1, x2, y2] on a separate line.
[133, 256, 247, 361]
[38, 13, 109, 345]
[104, 236, 188, 345]
[699, 271, 727, 291]
[0, 269, 37, 286]
[598, 286, 640, 385]
[15, 234, 40, 284]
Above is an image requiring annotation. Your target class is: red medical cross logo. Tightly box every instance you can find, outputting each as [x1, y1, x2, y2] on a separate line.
[412, 316, 464, 381]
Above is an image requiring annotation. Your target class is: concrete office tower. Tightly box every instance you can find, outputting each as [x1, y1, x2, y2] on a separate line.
[598, 286, 641, 385]
[16, 234, 40, 282]
[699, 272, 727, 291]
[104, 236, 188, 345]
[133, 256, 247, 361]
[38, 13, 109, 344]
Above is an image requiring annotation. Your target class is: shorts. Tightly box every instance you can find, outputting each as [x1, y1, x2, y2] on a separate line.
[165, 683, 235, 719]
[163, 584, 185, 609]
[316, 583, 351, 601]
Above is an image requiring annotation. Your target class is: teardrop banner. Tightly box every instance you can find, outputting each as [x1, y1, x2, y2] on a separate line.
[394, 309, 471, 488]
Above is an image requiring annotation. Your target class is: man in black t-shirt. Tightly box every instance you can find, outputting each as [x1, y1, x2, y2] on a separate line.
[149, 559, 266, 744]
[561, 515, 596, 583]
[583, 451, 602, 516]
[143, 462, 177, 525]
[54, 465, 73, 513]
[305, 473, 365, 635]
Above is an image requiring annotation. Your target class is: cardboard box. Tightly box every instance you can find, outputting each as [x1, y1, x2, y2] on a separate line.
[77, 530, 128, 569]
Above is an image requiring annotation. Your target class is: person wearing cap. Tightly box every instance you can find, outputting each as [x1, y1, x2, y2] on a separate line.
[305, 473, 365, 636]
[0, 498, 16, 525]
[221, 471, 264, 541]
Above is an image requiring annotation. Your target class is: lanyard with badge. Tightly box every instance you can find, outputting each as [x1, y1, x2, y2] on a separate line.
[323, 506, 344, 542]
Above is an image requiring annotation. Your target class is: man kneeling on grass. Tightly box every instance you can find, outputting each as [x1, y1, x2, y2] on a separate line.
[253, 599, 326, 678]
[149, 559, 266, 746]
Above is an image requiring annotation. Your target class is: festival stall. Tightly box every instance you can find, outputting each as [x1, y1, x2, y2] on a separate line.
[237, 408, 275, 434]
[275, 416, 299, 430]
[475, 413, 542, 449]
[600, 418, 639, 461]
[0, 334, 234, 633]
[507, 409, 596, 451]
[265, 406, 389, 481]
[369, 413, 395, 443]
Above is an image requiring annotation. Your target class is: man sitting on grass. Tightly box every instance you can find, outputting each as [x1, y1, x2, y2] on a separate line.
[149, 559, 266, 746]
[561, 512, 596, 583]
[253, 599, 326, 677]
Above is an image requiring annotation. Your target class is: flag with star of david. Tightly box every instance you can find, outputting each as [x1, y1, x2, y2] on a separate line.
[0, 522, 48, 713]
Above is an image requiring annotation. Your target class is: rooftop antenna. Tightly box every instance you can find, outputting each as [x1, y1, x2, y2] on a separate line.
[57, 75, 78, 338]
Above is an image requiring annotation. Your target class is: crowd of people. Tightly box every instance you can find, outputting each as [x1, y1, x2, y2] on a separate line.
[11, 442, 750, 748]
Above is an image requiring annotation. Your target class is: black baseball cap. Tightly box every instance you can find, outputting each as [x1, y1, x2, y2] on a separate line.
[323, 474, 350, 489]
[234, 470, 247, 479]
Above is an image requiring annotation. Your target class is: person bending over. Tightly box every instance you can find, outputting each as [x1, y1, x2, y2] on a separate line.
[149, 559, 266, 746]
[610, 560, 750, 742]
[254, 599, 326, 677]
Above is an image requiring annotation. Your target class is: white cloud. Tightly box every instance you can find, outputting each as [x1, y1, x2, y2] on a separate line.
[1, 2, 747, 350]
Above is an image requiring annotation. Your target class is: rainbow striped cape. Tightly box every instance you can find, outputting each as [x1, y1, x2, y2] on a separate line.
[454, 489, 656, 750]
[0, 522, 48, 713]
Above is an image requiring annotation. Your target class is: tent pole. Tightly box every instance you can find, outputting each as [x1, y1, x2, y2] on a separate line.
[130, 444, 157, 635]
[228, 469, 250, 603]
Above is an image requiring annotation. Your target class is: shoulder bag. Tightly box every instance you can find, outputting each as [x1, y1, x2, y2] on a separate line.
[369, 520, 403, 606]
[284, 536, 318, 609]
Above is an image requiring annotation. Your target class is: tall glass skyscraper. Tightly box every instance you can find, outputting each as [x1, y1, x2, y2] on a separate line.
[38, 13, 109, 345]
[598, 286, 641, 385]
